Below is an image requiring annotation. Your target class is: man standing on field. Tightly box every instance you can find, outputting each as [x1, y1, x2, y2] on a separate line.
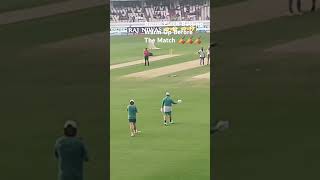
[161, 92, 181, 126]
[144, 48, 150, 66]
[127, 99, 140, 137]
[198, 47, 206, 65]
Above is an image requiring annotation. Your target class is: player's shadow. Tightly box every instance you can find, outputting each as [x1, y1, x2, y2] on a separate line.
[169, 122, 182, 126]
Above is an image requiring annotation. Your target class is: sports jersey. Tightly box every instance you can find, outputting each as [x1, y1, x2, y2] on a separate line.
[198, 50, 205, 58]
[54, 136, 88, 180]
[162, 96, 177, 107]
[127, 105, 138, 119]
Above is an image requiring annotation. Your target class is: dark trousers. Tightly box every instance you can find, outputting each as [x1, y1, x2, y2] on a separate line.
[200, 57, 205, 65]
[311, 0, 317, 11]
[290, 0, 317, 12]
[289, 0, 301, 13]
[144, 56, 149, 66]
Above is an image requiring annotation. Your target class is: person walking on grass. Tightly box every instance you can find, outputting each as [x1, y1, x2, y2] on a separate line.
[144, 48, 150, 66]
[54, 120, 89, 180]
[198, 47, 206, 65]
[127, 99, 140, 137]
[160, 92, 182, 126]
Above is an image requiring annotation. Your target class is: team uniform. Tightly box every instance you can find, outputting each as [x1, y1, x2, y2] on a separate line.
[127, 102, 140, 136]
[198, 49, 206, 65]
[127, 104, 138, 122]
[161, 96, 177, 116]
[144, 49, 150, 66]
[54, 136, 89, 180]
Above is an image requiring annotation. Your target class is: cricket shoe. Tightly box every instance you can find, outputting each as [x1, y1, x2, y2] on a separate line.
[131, 133, 135, 137]
[164, 122, 168, 126]
[135, 130, 141, 134]
[170, 121, 174, 124]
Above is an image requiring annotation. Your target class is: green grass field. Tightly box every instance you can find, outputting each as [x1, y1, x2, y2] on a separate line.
[0, 6, 107, 180]
[213, 10, 320, 180]
[2, 0, 320, 179]
[110, 33, 210, 180]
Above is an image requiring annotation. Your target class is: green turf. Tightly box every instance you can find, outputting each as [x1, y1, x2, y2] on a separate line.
[0, 0, 69, 13]
[110, 33, 210, 64]
[4, 0, 319, 179]
[212, 10, 320, 180]
[0, 7, 107, 180]
[111, 33, 210, 180]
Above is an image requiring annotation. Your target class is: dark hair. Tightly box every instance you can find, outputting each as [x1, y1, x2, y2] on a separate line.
[64, 125, 77, 137]
[130, 101, 134, 105]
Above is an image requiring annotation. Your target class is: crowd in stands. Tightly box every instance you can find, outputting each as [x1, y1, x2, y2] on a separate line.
[110, 6, 146, 22]
[110, 1, 210, 22]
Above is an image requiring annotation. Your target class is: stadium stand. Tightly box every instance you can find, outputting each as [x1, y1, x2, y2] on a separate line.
[110, 0, 210, 22]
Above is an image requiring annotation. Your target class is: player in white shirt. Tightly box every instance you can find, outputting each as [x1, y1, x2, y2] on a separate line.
[198, 47, 206, 66]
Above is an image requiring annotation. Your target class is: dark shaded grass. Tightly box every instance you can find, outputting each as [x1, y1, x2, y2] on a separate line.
[212, 11, 320, 180]
[0, 6, 108, 180]
[0, 0, 69, 13]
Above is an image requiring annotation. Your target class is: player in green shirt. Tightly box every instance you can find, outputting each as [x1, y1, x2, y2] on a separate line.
[161, 92, 182, 126]
[127, 99, 140, 137]
[54, 120, 89, 180]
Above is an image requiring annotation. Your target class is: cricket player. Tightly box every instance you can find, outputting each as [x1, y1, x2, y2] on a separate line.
[144, 48, 150, 66]
[54, 120, 89, 180]
[127, 99, 140, 137]
[198, 47, 206, 65]
[161, 92, 181, 126]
